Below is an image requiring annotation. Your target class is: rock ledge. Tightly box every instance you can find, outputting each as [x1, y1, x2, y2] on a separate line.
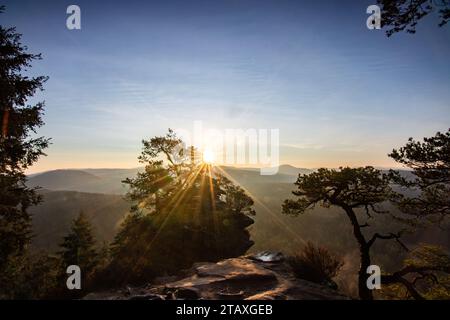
[84, 252, 349, 300]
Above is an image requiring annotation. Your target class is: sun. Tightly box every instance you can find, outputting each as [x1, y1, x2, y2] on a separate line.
[202, 149, 215, 164]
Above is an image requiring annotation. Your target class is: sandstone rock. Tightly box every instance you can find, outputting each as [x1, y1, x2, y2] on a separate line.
[83, 252, 349, 300]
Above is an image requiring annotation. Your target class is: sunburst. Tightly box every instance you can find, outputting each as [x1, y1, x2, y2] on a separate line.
[202, 148, 215, 164]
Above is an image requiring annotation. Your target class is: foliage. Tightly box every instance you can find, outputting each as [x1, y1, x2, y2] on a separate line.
[0, 252, 59, 299]
[381, 245, 450, 299]
[52, 212, 99, 298]
[0, 6, 49, 296]
[58, 212, 99, 275]
[282, 166, 395, 216]
[283, 131, 450, 300]
[287, 242, 343, 286]
[104, 129, 255, 286]
[378, 0, 450, 36]
[283, 166, 404, 300]
[389, 129, 450, 224]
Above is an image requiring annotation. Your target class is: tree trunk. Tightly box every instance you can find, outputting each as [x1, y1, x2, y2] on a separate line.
[341, 204, 373, 300]
[358, 245, 373, 300]
[2, 107, 10, 138]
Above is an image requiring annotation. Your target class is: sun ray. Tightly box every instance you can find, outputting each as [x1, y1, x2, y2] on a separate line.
[203, 148, 215, 164]
[129, 163, 207, 273]
[214, 166, 307, 247]
[206, 164, 219, 236]
[207, 165, 216, 212]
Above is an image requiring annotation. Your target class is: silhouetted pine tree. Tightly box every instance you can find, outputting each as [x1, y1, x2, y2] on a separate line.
[388, 129, 450, 223]
[0, 5, 49, 278]
[105, 130, 255, 285]
[59, 212, 98, 275]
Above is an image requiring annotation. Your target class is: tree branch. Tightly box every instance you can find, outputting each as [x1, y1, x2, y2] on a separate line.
[367, 231, 409, 251]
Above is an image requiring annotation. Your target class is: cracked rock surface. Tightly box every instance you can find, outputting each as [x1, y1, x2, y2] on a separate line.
[84, 253, 349, 300]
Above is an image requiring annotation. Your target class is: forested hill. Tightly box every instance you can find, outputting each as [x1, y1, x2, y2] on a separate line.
[27, 166, 432, 257]
[30, 189, 129, 252]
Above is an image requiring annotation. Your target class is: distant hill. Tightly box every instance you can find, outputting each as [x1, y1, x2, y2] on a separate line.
[28, 169, 100, 189]
[27, 168, 140, 194]
[26, 165, 309, 194]
[26, 165, 312, 253]
[30, 190, 129, 252]
[277, 164, 313, 176]
[219, 166, 301, 184]
[27, 166, 448, 261]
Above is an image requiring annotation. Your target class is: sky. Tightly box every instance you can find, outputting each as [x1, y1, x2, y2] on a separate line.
[2, 0, 450, 173]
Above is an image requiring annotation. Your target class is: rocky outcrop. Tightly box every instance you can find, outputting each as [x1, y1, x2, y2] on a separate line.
[84, 252, 349, 300]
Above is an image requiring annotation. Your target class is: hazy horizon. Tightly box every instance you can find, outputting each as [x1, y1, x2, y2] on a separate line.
[27, 163, 411, 176]
[3, 0, 449, 174]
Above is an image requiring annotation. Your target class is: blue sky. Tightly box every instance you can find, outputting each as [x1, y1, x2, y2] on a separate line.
[2, 0, 450, 172]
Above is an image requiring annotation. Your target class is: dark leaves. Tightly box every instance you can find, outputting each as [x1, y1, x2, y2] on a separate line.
[378, 0, 450, 36]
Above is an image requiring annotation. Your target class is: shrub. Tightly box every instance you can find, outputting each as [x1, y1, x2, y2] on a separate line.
[288, 242, 343, 285]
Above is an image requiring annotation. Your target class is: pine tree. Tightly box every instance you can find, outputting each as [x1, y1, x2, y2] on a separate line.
[107, 130, 255, 285]
[59, 212, 98, 275]
[0, 5, 49, 271]
[282, 167, 397, 300]
[388, 129, 450, 223]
